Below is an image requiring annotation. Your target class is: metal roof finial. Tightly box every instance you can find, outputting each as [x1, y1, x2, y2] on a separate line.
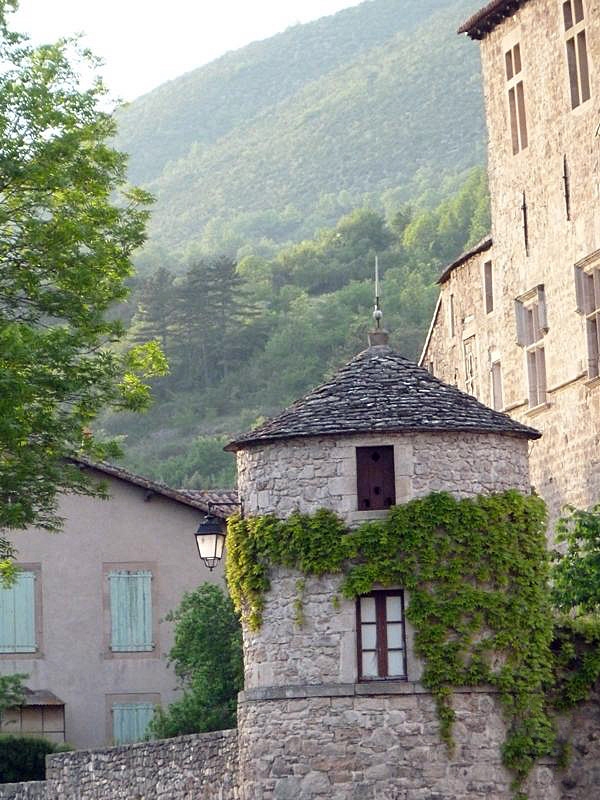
[369, 254, 389, 346]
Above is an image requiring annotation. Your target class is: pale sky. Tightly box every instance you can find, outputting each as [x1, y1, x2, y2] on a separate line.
[12, 1, 364, 102]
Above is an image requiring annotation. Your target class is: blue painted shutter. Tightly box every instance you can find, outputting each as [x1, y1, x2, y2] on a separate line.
[109, 571, 153, 652]
[0, 571, 36, 653]
[112, 703, 155, 744]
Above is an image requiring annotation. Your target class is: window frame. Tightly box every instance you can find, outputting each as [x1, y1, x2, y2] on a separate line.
[491, 359, 504, 411]
[105, 692, 160, 745]
[463, 335, 479, 397]
[515, 286, 549, 408]
[483, 260, 494, 314]
[562, 0, 591, 110]
[356, 590, 407, 682]
[505, 41, 528, 154]
[575, 256, 600, 379]
[0, 564, 43, 660]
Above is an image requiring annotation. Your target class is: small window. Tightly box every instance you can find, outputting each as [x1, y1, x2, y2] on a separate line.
[575, 263, 600, 378]
[0, 571, 37, 654]
[484, 261, 494, 313]
[356, 446, 395, 510]
[505, 42, 528, 154]
[112, 703, 155, 744]
[357, 591, 407, 681]
[109, 571, 153, 652]
[515, 286, 548, 407]
[491, 360, 504, 411]
[563, 0, 591, 109]
[449, 294, 455, 338]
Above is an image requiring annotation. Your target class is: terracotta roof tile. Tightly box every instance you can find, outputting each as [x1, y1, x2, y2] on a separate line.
[70, 457, 239, 519]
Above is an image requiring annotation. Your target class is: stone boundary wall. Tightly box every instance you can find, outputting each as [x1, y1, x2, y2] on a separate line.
[0, 729, 238, 800]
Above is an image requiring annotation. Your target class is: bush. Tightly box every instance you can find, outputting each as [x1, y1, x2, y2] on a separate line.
[0, 735, 69, 783]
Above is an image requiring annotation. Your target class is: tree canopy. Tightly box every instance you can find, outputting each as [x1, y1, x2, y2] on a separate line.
[0, 4, 165, 571]
[149, 583, 243, 738]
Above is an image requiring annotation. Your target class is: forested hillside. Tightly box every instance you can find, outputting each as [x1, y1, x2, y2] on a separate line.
[105, 0, 490, 487]
[114, 0, 486, 267]
[104, 169, 490, 487]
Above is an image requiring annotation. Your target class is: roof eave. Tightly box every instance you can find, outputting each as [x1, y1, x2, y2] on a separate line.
[458, 0, 528, 40]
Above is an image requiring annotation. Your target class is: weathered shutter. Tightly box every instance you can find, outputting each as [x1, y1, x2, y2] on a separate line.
[527, 350, 538, 407]
[491, 362, 504, 411]
[574, 266, 585, 313]
[536, 347, 547, 403]
[112, 703, 155, 744]
[109, 571, 153, 652]
[515, 300, 526, 345]
[0, 571, 36, 653]
[586, 318, 600, 378]
[484, 261, 494, 313]
[536, 285, 548, 333]
[356, 447, 396, 511]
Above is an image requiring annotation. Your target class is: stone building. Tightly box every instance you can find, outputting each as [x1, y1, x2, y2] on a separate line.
[420, 0, 600, 524]
[223, 330, 569, 800]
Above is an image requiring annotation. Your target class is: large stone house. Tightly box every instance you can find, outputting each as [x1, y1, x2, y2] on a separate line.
[0, 459, 236, 749]
[420, 0, 600, 524]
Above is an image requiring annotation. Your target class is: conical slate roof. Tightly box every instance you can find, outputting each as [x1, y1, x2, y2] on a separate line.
[226, 344, 540, 451]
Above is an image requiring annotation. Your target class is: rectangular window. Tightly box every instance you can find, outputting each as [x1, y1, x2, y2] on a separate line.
[563, 0, 591, 108]
[505, 43, 528, 154]
[491, 361, 504, 411]
[515, 286, 548, 407]
[0, 571, 37, 654]
[356, 446, 395, 511]
[449, 294, 455, 338]
[112, 703, 155, 744]
[357, 591, 406, 681]
[484, 261, 494, 313]
[463, 336, 478, 397]
[575, 263, 600, 378]
[109, 571, 153, 652]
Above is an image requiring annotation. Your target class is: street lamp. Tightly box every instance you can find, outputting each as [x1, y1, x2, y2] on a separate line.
[195, 514, 226, 571]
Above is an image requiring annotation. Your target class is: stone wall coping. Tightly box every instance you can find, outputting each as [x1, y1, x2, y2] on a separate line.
[46, 727, 237, 766]
[239, 682, 501, 703]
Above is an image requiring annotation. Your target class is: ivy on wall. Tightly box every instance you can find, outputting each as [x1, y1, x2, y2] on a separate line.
[226, 490, 555, 796]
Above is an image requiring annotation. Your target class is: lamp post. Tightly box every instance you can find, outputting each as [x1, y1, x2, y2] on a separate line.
[194, 514, 226, 571]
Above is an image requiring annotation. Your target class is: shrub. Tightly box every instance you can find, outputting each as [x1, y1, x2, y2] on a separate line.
[0, 735, 69, 783]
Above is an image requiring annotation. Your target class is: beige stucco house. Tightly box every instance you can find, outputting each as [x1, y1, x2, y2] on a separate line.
[421, 0, 600, 525]
[0, 459, 237, 749]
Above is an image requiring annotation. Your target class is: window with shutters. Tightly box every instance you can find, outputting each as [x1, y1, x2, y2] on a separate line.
[357, 591, 407, 681]
[484, 261, 494, 314]
[515, 286, 548, 408]
[563, 0, 591, 109]
[356, 446, 396, 511]
[463, 336, 478, 397]
[575, 261, 600, 379]
[108, 570, 154, 653]
[505, 42, 528, 154]
[0, 568, 40, 655]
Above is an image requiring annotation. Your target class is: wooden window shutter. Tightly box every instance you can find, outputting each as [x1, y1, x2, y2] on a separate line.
[112, 703, 155, 744]
[536, 285, 548, 333]
[574, 266, 585, 313]
[0, 571, 36, 653]
[109, 571, 153, 652]
[491, 362, 503, 411]
[356, 446, 395, 511]
[515, 300, 527, 346]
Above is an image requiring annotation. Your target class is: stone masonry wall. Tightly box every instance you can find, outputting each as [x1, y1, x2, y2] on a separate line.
[421, 0, 600, 527]
[237, 688, 600, 800]
[237, 431, 530, 526]
[0, 729, 238, 800]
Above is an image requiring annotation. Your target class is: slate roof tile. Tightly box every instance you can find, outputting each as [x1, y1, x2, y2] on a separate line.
[226, 345, 540, 451]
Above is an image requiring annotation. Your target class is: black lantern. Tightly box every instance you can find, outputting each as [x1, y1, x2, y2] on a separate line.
[195, 514, 226, 571]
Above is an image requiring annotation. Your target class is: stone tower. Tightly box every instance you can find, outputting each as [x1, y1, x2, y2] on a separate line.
[226, 335, 554, 799]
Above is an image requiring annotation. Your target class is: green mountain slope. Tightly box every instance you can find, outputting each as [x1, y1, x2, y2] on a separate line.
[114, 0, 486, 261]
